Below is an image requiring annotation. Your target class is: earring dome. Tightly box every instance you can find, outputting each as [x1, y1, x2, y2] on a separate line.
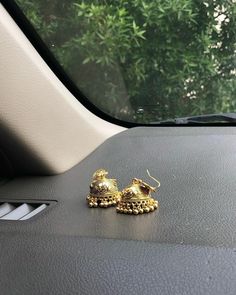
[116, 178, 159, 215]
[87, 169, 120, 208]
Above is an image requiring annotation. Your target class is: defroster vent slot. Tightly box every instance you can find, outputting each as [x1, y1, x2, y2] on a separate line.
[0, 201, 49, 220]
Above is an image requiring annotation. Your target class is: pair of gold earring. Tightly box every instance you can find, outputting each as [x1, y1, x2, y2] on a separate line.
[86, 169, 160, 215]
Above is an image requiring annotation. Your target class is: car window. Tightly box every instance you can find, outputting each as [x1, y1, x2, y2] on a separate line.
[16, 0, 236, 124]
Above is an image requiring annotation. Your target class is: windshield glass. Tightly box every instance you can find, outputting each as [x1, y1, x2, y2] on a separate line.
[16, 0, 236, 124]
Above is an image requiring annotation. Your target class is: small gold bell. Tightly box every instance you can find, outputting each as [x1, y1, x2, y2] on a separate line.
[87, 169, 120, 208]
[116, 177, 159, 215]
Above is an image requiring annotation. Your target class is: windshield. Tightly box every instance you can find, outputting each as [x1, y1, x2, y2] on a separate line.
[16, 0, 236, 124]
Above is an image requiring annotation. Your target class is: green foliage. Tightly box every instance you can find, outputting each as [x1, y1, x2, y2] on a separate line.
[16, 0, 236, 122]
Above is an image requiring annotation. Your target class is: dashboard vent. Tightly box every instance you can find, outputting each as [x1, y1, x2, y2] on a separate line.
[0, 202, 48, 220]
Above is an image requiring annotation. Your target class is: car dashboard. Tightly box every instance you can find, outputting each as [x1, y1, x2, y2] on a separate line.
[0, 127, 236, 294]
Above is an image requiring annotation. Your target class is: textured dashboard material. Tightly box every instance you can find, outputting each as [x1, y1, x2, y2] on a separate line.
[0, 127, 236, 294]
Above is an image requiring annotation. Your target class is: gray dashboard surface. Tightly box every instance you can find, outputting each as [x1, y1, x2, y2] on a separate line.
[0, 127, 236, 294]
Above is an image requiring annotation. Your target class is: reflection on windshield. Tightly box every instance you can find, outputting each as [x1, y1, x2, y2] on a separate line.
[17, 0, 236, 123]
